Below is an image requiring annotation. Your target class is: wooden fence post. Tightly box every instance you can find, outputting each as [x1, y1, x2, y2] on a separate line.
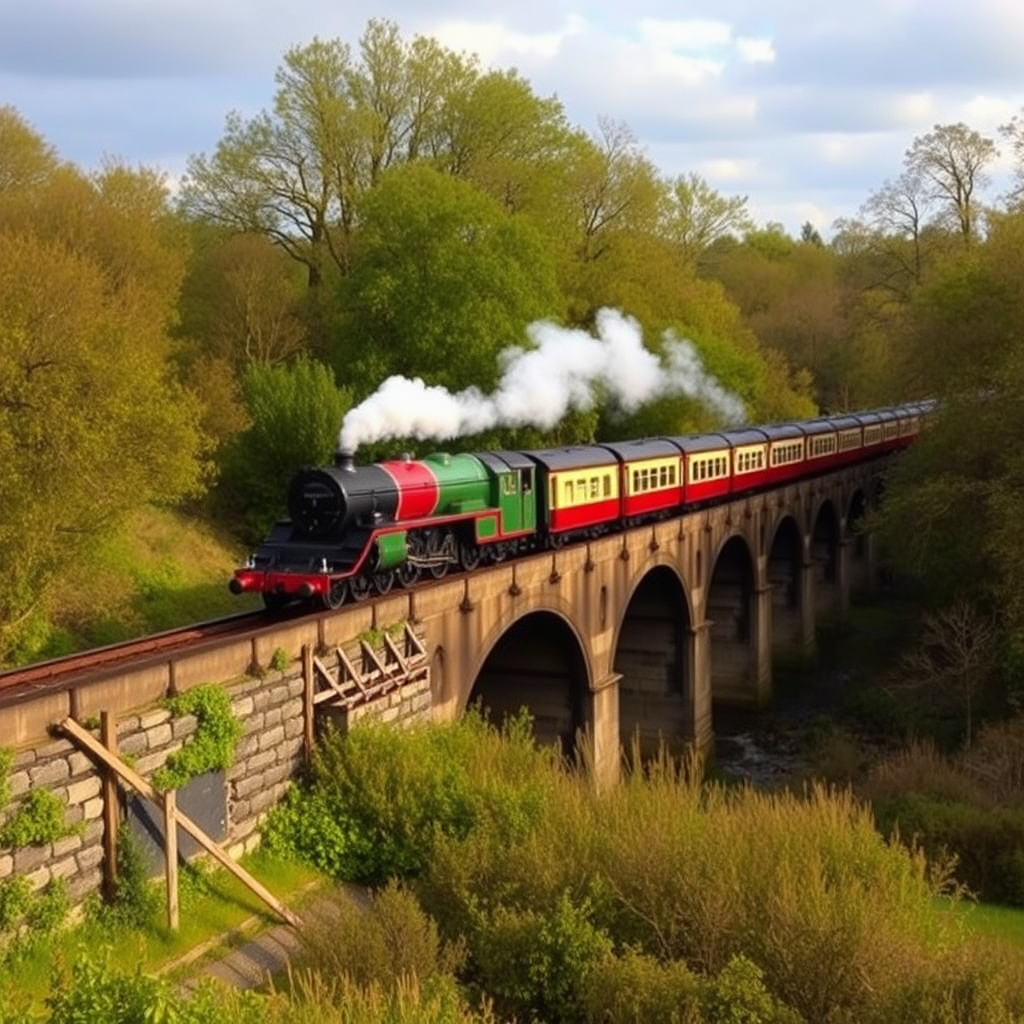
[100, 711, 119, 900]
[303, 644, 315, 764]
[163, 789, 179, 931]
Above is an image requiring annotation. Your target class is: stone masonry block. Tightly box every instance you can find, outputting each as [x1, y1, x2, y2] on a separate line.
[65, 775, 102, 807]
[67, 752, 93, 777]
[26, 866, 51, 891]
[14, 845, 51, 873]
[36, 737, 73, 759]
[146, 723, 174, 750]
[29, 759, 70, 787]
[50, 856, 79, 881]
[246, 749, 277, 773]
[52, 833, 83, 859]
[132, 750, 170, 776]
[232, 696, 255, 718]
[139, 708, 172, 730]
[235, 733, 260, 759]
[76, 845, 105, 872]
[233, 774, 265, 799]
[263, 764, 291, 788]
[172, 714, 198, 740]
[243, 713, 266, 736]
[117, 731, 148, 757]
[8, 771, 30, 797]
[258, 726, 285, 752]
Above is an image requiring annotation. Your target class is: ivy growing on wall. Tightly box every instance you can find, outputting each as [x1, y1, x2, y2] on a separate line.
[152, 685, 243, 791]
[0, 748, 73, 950]
[0, 749, 79, 851]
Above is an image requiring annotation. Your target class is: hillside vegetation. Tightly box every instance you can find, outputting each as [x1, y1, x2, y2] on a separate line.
[8, 716, 1024, 1023]
[3, 19, 1024, 733]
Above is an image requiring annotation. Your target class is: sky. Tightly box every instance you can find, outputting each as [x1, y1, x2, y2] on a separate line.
[2, 1, 1023, 235]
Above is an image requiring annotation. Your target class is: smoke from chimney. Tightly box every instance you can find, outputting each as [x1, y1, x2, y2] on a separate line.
[339, 308, 745, 454]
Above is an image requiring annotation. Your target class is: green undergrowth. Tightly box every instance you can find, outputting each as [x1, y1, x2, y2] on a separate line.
[21, 505, 259, 664]
[260, 713, 1024, 1023]
[0, 846, 324, 1008]
[962, 901, 1024, 948]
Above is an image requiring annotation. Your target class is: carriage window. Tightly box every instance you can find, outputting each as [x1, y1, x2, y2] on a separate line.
[564, 481, 573, 503]
[590, 478, 599, 499]
[603, 476, 612, 497]
[632, 470, 640, 491]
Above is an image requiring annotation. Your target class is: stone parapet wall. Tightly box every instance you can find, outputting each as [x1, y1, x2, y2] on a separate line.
[0, 638, 433, 909]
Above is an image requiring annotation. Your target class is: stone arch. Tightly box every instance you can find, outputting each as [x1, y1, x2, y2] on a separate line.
[846, 488, 872, 597]
[767, 515, 803, 656]
[613, 565, 692, 756]
[811, 499, 841, 615]
[466, 609, 590, 755]
[706, 534, 756, 706]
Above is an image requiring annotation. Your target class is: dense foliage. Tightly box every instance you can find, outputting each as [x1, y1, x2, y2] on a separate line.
[5, 18, 1024, 661]
[23, 716, 1024, 1024]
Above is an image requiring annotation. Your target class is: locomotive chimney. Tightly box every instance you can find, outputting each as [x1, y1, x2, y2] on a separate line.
[334, 448, 356, 472]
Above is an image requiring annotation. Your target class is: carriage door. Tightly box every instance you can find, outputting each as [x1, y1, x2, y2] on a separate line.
[498, 468, 535, 534]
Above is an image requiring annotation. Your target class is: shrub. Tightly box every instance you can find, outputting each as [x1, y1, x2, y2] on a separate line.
[0, 877, 30, 935]
[290, 880, 462, 992]
[874, 793, 1024, 905]
[701, 955, 802, 1024]
[471, 893, 612, 1024]
[263, 712, 555, 883]
[46, 951, 181, 1024]
[93, 824, 161, 928]
[582, 949, 701, 1024]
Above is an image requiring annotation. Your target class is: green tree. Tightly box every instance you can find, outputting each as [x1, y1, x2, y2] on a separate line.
[662, 173, 753, 269]
[180, 22, 479, 292]
[178, 231, 309, 371]
[339, 163, 561, 394]
[0, 232, 206, 664]
[216, 357, 351, 540]
[0, 106, 60, 191]
[904, 122, 998, 243]
[873, 212, 1024, 625]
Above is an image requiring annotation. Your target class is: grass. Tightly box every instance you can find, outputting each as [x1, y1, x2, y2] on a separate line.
[2, 847, 326, 1005]
[40, 504, 260, 658]
[959, 901, 1024, 948]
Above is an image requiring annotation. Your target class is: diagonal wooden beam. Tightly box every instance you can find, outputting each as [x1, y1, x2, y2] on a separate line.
[60, 717, 301, 929]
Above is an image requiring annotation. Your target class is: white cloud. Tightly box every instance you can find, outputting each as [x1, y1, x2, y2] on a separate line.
[431, 14, 585, 63]
[736, 36, 775, 63]
[637, 18, 732, 52]
[892, 91, 935, 124]
[694, 157, 762, 183]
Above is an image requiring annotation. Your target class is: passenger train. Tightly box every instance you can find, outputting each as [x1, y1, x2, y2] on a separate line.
[229, 402, 932, 609]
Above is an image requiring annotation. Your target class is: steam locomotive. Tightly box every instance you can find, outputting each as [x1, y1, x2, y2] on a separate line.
[229, 402, 932, 609]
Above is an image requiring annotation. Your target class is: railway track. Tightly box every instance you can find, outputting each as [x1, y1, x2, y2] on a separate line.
[0, 609, 284, 706]
[0, 569, 465, 710]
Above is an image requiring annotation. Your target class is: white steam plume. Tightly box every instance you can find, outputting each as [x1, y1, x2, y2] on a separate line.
[339, 308, 745, 453]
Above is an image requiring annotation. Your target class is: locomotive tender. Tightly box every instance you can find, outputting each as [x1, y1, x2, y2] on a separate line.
[229, 402, 932, 610]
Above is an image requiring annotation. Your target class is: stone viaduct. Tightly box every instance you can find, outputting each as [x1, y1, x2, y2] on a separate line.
[316, 456, 881, 788]
[0, 458, 884, 905]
